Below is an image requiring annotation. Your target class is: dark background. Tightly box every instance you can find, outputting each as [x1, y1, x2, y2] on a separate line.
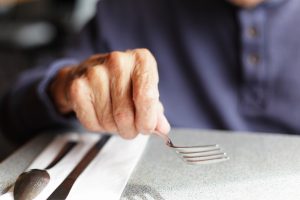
[0, 0, 98, 161]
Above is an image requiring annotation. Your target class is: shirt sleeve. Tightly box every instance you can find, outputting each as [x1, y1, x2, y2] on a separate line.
[0, 3, 107, 143]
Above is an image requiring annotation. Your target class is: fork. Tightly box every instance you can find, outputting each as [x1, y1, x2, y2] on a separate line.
[156, 132, 229, 165]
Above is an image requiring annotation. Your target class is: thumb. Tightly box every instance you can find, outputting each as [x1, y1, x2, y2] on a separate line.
[155, 109, 171, 135]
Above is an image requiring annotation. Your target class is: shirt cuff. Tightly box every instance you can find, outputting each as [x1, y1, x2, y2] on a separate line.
[37, 59, 79, 126]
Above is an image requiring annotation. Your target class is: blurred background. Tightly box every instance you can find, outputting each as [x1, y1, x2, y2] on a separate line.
[0, 0, 99, 161]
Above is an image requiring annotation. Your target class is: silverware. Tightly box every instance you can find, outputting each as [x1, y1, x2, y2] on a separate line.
[156, 132, 229, 165]
[47, 134, 111, 200]
[13, 141, 77, 200]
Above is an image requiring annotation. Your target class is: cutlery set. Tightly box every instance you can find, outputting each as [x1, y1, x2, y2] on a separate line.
[1, 132, 228, 200]
[47, 135, 111, 200]
[14, 141, 78, 200]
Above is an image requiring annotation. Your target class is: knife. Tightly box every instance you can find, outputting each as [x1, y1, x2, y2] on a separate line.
[47, 134, 111, 200]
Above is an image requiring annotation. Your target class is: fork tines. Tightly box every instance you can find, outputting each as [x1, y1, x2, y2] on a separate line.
[171, 144, 229, 165]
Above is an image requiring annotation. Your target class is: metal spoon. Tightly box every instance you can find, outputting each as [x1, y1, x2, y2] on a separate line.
[13, 141, 77, 200]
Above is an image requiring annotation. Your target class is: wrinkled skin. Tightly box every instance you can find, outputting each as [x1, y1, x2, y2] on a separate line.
[50, 1, 265, 139]
[50, 49, 170, 139]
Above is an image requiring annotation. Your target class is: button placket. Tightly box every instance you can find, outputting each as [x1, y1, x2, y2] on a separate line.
[239, 8, 267, 112]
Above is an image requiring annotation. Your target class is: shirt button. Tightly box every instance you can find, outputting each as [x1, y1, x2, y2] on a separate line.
[248, 54, 260, 65]
[248, 26, 258, 38]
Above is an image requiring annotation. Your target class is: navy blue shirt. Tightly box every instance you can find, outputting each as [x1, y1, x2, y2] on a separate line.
[1, 0, 300, 142]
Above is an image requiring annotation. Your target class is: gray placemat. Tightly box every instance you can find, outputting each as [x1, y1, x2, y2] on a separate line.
[2, 129, 300, 199]
[121, 129, 300, 200]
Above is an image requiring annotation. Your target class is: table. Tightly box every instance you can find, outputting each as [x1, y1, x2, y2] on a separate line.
[1, 129, 300, 199]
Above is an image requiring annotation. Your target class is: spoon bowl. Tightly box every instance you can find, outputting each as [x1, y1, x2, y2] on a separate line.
[14, 169, 50, 200]
[13, 141, 77, 200]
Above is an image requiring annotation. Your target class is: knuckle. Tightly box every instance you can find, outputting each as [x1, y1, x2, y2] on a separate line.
[135, 48, 153, 58]
[134, 48, 157, 66]
[106, 51, 124, 69]
[85, 66, 98, 79]
[85, 65, 108, 83]
[133, 91, 158, 105]
[113, 110, 133, 125]
[69, 78, 84, 100]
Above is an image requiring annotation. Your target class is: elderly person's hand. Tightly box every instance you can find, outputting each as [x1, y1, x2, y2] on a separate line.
[50, 49, 170, 139]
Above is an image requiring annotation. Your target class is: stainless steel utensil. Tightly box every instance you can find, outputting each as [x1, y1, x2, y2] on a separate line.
[13, 141, 77, 200]
[156, 132, 229, 165]
[47, 135, 111, 200]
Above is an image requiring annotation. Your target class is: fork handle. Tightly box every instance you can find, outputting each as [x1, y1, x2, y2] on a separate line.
[154, 131, 173, 147]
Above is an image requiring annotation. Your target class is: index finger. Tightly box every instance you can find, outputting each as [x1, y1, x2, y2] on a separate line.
[131, 49, 160, 133]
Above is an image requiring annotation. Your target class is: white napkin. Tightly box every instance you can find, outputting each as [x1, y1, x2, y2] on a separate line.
[66, 134, 149, 200]
[0, 132, 149, 200]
